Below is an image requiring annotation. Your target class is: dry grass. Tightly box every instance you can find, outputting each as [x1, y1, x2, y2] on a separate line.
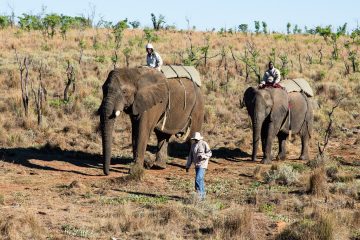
[0, 211, 46, 240]
[213, 208, 256, 240]
[309, 167, 328, 197]
[276, 211, 336, 240]
[0, 27, 359, 239]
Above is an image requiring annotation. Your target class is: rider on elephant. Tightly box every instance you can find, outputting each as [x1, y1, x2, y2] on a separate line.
[146, 43, 163, 71]
[260, 61, 281, 88]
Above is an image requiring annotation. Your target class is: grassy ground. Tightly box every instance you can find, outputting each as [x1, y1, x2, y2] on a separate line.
[0, 28, 359, 239]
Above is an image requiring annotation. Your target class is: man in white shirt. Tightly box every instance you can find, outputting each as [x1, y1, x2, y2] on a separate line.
[260, 61, 281, 88]
[146, 43, 163, 71]
[186, 132, 212, 200]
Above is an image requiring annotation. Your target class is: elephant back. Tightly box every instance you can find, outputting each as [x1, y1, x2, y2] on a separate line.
[161, 65, 201, 87]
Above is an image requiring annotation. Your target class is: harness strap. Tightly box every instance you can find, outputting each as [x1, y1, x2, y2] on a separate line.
[178, 78, 187, 110]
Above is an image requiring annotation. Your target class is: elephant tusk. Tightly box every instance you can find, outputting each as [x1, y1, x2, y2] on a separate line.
[115, 110, 121, 117]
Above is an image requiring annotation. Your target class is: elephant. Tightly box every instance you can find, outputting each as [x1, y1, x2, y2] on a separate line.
[243, 86, 313, 163]
[99, 67, 204, 175]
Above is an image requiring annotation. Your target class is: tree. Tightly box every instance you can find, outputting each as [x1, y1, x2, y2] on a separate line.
[143, 28, 159, 43]
[254, 21, 260, 34]
[129, 20, 140, 29]
[293, 24, 302, 34]
[18, 13, 43, 31]
[262, 21, 268, 34]
[151, 13, 165, 30]
[60, 15, 74, 39]
[286, 22, 291, 34]
[42, 13, 61, 38]
[337, 23, 347, 36]
[238, 24, 248, 33]
[111, 19, 129, 68]
[0, 15, 10, 29]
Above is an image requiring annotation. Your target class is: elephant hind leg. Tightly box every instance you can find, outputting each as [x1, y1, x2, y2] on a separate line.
[299, 130, 310, 160]
[277, 132, 287, 160]
[151, 129, 171, 169]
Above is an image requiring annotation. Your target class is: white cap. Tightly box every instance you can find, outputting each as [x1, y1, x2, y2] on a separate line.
[191, 132, 203, 140]
[146, 43, 154, 49]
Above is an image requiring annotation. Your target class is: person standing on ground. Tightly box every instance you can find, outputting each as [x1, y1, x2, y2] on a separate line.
[146, 43, 163, 71]
[185, 132, 212, 200]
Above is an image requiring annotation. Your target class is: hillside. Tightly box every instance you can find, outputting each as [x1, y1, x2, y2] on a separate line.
[0, 28, 359, 239]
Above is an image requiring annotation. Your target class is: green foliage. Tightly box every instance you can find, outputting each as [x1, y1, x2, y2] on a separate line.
[336, 23, 347, 36]
[293, 24, 302, 34]
[259, 203, 275, 215]
[42, 13, 61, 38]
[151, 13, 165, 30]
[263, 164, 299, 185]
[143, 28, 159, 43]
[286, 22, 291, 34]
[129, 20, 140, 29]
[262, 21, 268, 34]
[254, 21, 260, 34]
[238, 24, 248, 33]
[59, 15, 75, 39]
[62, 224, 93, 238]
[112, 19, 128, 49]
[279, 54, 289, 78]
[0, 15, 11, 29]
[316, 25, 332, 41]
[18, 13, 43, 31]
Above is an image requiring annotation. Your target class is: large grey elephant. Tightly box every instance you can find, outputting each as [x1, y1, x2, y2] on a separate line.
[243, 87, 313, 163]
[99, 67, 204, 175]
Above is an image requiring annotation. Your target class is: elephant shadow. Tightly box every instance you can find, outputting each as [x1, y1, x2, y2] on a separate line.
[159, 141, 252, 167]
[211, 147, 252, 162]
[0, 144, 133, 176]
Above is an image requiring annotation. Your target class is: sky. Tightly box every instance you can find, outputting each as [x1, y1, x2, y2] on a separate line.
[1, 0, 359, 32]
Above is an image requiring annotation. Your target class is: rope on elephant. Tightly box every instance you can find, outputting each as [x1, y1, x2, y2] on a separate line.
[177, 78, 187, 110]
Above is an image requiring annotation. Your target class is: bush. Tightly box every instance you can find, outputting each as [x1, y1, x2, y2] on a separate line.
[263, 164, 300, 185]
[276, 213, 335, 240]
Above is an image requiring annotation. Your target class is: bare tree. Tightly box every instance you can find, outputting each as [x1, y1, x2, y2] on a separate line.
[64, 61, 76, 102]
[32, 62, 46, 126]
[229, 46, 243, 76]
[317, 97, 343, 159]
[14, 48, 31, 117]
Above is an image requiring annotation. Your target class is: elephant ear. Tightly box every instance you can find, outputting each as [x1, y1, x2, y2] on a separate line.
[269, 89, 288, 122]
[132, 72, 168, 115]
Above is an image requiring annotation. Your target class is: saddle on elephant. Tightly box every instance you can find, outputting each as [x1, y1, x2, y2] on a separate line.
[156, 65, 203, 139]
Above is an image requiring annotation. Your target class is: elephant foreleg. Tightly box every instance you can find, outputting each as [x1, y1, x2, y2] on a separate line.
[262, 121, 278, 164]
[130, 116, 139, 159]
[277, 132, 287, 160]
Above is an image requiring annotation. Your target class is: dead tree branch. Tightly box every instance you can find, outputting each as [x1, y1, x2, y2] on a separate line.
[64, 60, 76, 102]
[14, 48, 31, 117]
[317, 97, 343, 158]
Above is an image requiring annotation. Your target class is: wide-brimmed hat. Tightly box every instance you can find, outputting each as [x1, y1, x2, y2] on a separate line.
[191, 132, 203, 140]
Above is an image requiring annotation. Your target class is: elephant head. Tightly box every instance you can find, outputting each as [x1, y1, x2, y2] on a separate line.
[99, 68, 168, 175]
[243, 87, 272, 161]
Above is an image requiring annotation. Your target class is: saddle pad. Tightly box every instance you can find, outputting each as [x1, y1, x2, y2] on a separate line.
[280, 78, 314, 97]
[161, 65, 202, 87]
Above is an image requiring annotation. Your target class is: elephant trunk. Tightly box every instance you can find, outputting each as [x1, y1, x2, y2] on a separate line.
[251, 97, 265, 161]
[100, 97, 116, 175]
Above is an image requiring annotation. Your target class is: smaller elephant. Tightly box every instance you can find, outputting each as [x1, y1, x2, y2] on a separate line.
[243, 86, 313, 163]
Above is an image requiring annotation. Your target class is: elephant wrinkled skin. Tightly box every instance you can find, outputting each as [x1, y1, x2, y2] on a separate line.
[99, 67, 204, 175]
[243, 86, 313, 163]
